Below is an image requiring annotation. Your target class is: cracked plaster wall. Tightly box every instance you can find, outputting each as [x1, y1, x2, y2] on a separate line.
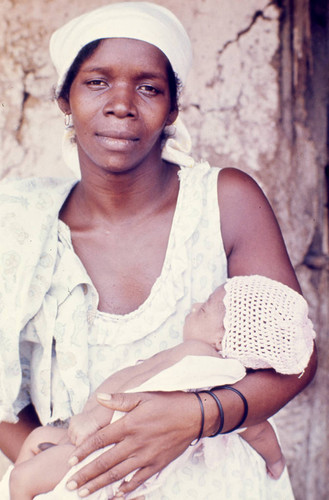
[0, 1, 327, 499]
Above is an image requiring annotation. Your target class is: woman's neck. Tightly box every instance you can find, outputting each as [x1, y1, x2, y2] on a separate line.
[60, 160, 179, 230]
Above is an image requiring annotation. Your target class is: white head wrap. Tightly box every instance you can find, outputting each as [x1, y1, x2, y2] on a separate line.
[50, 2, 194, 177]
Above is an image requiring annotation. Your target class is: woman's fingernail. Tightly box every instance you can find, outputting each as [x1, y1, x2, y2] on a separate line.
[68, 455, 79, 466]
[79, 488, 90, 497]
[97, 392, 112, 401]
[66, 480, 78, 490]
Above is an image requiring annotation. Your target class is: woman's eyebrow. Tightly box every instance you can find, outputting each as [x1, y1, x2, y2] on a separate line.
[135, 71, 167, 80]
[80, 66, 109, 74]
[80, 67, 166, 81]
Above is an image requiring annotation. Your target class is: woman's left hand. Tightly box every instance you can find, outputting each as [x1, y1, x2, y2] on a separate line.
[65, 390, 201, 497]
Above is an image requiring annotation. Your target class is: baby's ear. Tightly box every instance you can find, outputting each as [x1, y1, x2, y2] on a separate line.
[215, 333, 224, 352]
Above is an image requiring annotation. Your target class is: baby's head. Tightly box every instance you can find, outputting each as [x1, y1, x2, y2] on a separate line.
[183, 284, 226, 350]
[184, 275, 316, 374]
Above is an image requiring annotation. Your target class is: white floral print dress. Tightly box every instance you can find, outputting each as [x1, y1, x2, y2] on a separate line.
[0, 162, 294, 499]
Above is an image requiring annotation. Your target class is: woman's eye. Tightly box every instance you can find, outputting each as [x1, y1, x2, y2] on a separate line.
[86, 79, 107, 88]
[139, 85, 160, 95]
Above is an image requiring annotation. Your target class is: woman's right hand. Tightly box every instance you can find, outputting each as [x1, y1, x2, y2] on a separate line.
[65, 390, 206, 498]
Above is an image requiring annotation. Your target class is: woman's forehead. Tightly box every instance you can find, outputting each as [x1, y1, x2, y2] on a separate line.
[85, 38, 170, 69]
[50, 2, 192, 96]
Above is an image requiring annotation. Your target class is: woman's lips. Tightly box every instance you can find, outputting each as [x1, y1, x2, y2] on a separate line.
[95, 132, 139, 150]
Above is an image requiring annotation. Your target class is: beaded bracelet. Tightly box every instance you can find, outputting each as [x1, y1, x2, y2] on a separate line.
[212, 385, 249, 434]
[190, 391, 205, 445]
[200, 390, 225, 437]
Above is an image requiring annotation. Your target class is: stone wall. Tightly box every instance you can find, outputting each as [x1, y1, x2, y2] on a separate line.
[0, 0, 328, 498]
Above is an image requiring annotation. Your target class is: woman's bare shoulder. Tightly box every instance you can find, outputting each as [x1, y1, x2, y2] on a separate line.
[216, 167, 274, 250]
[216, 168, 299, 289]
[217, 167, 265, 200]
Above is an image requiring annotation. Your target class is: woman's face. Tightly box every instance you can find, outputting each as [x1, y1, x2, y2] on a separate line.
[59, 38, 178, 174]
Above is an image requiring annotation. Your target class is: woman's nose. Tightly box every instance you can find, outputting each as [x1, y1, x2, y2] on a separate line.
[103, 85, 136, 118]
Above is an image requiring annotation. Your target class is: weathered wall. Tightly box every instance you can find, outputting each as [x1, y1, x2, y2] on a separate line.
[0, 0, 328, 498]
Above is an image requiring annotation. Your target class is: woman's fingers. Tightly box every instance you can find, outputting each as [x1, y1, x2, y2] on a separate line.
[66, 454, 149, 497]
[66, 411, 146, 494]
[96, 392, 142, 412]
[116, 466, 159, 496]
[66, 391, 199, 496]
[68, 393, 142, 465]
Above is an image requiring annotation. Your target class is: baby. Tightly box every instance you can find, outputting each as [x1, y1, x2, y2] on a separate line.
[8, 275, 315, 500]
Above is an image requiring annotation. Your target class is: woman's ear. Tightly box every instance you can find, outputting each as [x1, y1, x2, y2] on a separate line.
[57, 96, 71, 115]
[166, 108, 178, 127]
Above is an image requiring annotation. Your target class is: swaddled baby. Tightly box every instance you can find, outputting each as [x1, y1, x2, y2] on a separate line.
[8, 275, 315, 500]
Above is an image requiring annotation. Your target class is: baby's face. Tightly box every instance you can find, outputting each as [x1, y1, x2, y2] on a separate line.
[183, 286, 226, 349]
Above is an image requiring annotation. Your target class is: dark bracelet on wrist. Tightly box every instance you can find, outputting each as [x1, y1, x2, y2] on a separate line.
[200, 390, 224, 437]
[190, 391, 205, 445]
[212, 385, 249, 434]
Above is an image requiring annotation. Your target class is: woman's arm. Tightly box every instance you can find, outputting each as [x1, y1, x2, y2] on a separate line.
[218, 168, 302, 291]
[0, 404, 40, 462]
[64, 168, 316, 497]
[212, 167, 317, 429]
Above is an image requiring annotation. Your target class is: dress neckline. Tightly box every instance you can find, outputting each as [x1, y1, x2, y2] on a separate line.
[57, 162, 214, 343]
[58, 167, 185, 321]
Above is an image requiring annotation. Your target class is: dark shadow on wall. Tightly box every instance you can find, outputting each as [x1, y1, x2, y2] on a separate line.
[305, 0, 329, 269]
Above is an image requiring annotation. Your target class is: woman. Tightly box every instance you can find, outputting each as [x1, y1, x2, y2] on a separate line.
[0, 2, 316, 499]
